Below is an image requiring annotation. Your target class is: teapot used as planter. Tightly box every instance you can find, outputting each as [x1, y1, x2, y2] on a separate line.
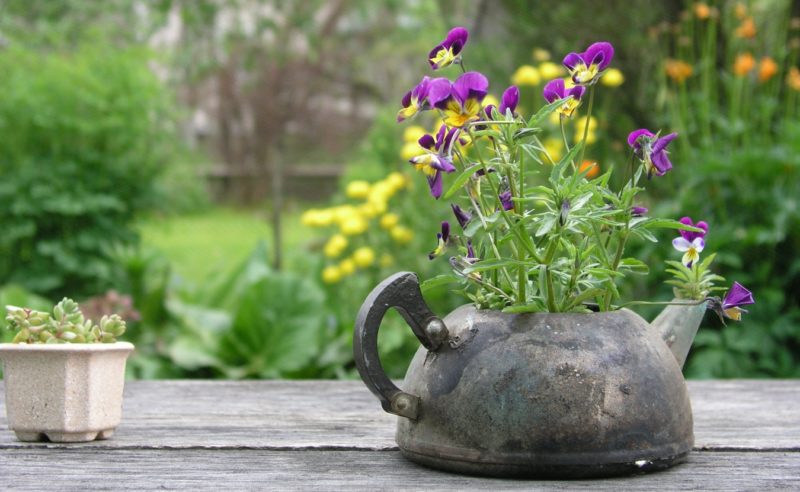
[353, 272, 706, 478]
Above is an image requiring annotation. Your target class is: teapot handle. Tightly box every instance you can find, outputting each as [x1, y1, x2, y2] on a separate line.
[353, 272, 448, 420]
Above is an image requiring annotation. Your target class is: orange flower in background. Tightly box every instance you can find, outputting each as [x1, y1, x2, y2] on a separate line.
[733, 52, 756, 76]
[758, 57, 778, 83]
[665, 59, 693, 83]
[787, 67, 800, 91]
[579, 160, 600, 179]
[736, 17, 757, 39]
[693, 2, 711, 20]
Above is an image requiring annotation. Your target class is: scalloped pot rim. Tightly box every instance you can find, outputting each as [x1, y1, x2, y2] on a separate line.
[0, 342, 134, 353]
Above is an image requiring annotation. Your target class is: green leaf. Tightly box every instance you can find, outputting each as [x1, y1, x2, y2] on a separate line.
[618, 257, 650, 274]
[535, 215, 557, 237]
[421, 274, 460, 295]
[464, 258, 529, 274]
[527, 97, 568, 127]
[442, 164, 481, 200]
[513, 127, 542, 141]
[550, 142, 584, 184]
[638, 218, 706, 232]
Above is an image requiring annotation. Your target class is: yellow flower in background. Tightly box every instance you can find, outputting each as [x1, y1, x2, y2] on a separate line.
[547, 111, 561, 126]
[733, 52, 756, 76]
[340, 215, 368, 236]
[665, 59, 693, 83]
[380, 253, 394, 268]
[574, 131, 597, 145]
[543, 137, 564, 163]
[482, 94, 500, 109]
[345, 180, 370, 199]
[379, 213, 400, 230]
[734, 2, 747, 20]
[352, 247, 376, 268]
[401, 141, 423, 161]
[538, 61, 564, 80]
[323, 234, 348, 258]
[339, 259, 356, 276]
[511, 65, 541, 86]
[533, 48, 550, 62]
[735, 17, 756, 39]
[321, 265, 342, 284]
[758, 57, 778, 83]
[574, 116, 598, 132]
[386, 172, 408, 191]
[403, 125, 427, 143]
[601, 68, 624, 87]
[390, 225, 414, 244]
[301, 209, 335, 227]
[787, 67, 800, 91]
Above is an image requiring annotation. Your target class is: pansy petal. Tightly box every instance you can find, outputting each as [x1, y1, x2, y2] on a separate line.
[543, 79, 565, 103]
[627, 128, 654, 148]
[427, 171, 443, 199]
[692, 237, 705, 252]
[418, 134, 435, 150]
[427, 77, 454, 108]
[672, 236, 692, 252]
[651, 150, 673, 174]
[652, 132, 678, 153]
[724, 281, 755, 308]
[562, 52, 583, 71]
[499, 85, 520, 114]
[566, 85, 586, 100]
[452, 71, 489, 104]
[584, 42, 614, 70]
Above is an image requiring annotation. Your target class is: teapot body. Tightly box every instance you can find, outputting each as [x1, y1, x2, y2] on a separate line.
[397, 305, 693, 477]
[353, 273, 695, 478]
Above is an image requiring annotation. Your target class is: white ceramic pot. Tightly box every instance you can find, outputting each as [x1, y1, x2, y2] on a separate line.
[0, 342, 134, 442]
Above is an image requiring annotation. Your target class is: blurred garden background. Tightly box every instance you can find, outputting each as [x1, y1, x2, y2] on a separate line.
[0, 0, 798, 379]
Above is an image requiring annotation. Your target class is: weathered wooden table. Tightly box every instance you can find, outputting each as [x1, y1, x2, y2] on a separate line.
[0, 380, 798, 490]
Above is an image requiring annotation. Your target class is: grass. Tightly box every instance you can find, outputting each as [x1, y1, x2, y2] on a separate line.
[137, 206, 311, 284]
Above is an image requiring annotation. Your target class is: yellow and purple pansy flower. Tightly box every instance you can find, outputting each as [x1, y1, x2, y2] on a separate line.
[708, 282, 755, 322]
[429, 27, 469, 70]
[672, 216, 708, 267]
[563, 42, 615, 85]
[542, 79, 586, 117]
[429, 71, 490, 128]
[409, 124, 460, 198]
[397, 76, 435, 122]
[628, 129, 678, 178]
[429, 221, 451, 259]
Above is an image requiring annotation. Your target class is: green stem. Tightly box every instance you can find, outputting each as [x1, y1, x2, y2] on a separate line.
[577, 85, 595, 166]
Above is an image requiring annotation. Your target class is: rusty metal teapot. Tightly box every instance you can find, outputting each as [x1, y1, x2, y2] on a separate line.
[354, 272, 706, 478]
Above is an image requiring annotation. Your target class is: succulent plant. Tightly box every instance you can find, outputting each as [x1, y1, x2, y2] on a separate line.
[5, 298, 126, 344]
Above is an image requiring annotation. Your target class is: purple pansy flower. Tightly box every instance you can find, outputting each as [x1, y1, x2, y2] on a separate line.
[429, 71, 489, 128]
[429, 27, 469, 70]
[409, 124, 459, 199]
[543, 79, 586, 117]
[672, 216, 708, 267]
[628, 129, 678, 178]
[631, 206, 648, 217]
[563, 42, 615, 85]
[429, 221, 451, 260]
[499, 190, 514, 211]
[397, 76, 437, 122]
[451, 204, 472, 229]
[708, 282, 755, 322]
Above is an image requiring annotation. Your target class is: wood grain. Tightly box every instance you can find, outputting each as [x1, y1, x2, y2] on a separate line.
[0, 380, 798, 489]
[0, 449, 798, 491]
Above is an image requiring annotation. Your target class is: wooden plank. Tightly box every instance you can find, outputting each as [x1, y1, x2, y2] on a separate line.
[0, 449, 798, 491]
[0, 380, 798, 450]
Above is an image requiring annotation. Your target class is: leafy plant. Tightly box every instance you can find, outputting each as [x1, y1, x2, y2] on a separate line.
[5, 298, 126, 344]
[0, 40, 175, 299]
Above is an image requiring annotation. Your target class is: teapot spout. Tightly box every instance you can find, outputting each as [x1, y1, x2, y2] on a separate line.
[650, 300, 707, 369]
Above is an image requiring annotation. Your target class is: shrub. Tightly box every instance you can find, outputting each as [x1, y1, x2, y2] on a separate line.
[0, 41, 176, 299]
